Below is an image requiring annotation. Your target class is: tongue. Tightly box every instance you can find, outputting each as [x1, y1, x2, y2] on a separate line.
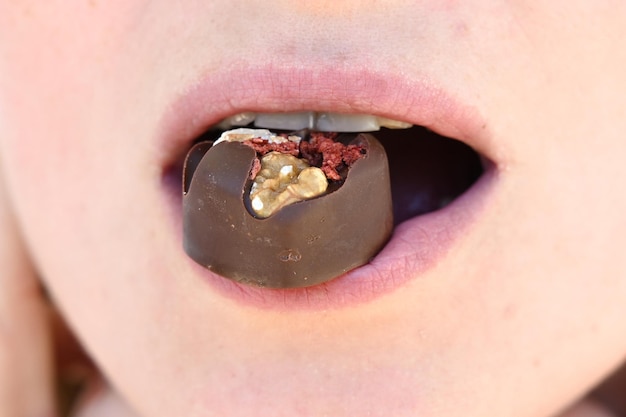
[376, 126, 484, 225]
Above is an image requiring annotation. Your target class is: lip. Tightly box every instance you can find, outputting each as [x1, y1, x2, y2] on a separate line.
[159, 61, 499, 310]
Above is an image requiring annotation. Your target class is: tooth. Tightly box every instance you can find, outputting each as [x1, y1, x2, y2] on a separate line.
[377, 117, 413, 129]
[216, 112, 256, 130]
[254, 112, 315, 130]
[315, 113, 380, 132]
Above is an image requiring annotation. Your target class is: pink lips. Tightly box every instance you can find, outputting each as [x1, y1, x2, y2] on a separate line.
[160, 61, 498, 310]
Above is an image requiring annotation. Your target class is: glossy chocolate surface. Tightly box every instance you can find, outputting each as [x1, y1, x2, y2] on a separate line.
[183, 133, 393, 288]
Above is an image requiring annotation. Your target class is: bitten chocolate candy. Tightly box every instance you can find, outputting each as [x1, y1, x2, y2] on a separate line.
[183, 133, 393, 288]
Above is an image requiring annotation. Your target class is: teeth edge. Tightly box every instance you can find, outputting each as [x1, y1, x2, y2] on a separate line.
[215, 111, 413, 132]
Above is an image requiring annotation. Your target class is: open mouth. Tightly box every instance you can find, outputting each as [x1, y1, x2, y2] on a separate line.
[159, 66, 497, 309]
[167, 109, 487, 292]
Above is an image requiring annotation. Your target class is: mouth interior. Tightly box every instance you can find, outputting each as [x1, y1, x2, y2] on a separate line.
[174, 124, 484, 227]
[376, 126, 484, 225]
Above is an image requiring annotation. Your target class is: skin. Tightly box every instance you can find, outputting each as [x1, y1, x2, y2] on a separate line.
[0, 1, 625, 416]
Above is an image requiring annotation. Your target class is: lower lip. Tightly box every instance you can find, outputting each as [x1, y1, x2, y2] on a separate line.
[160, 62, 497, 310]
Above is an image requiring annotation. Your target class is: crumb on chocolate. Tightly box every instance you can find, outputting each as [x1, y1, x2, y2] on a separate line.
[242, 137, 300, 157]
[249, 157, 261, 180]
[300, 132, 366, 181]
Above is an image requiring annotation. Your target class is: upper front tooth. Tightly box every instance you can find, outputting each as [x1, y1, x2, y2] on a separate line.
[254, 112, 315, 130]
[315, 113, 380, 132]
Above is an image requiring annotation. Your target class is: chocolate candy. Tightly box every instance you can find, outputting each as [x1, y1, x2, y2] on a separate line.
[183, 133, 393, 288]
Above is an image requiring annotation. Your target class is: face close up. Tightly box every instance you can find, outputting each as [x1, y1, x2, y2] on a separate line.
[1, 1, 625, 416]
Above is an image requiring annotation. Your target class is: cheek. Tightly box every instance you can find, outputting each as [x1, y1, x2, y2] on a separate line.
[0, 1, 157, 242]
[0, 0, 187, 360]
[0, 1, 170, 330]
[0, 3, 116, 196]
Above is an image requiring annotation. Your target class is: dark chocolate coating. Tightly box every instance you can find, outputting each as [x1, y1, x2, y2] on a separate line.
[183, 133, 393, 288]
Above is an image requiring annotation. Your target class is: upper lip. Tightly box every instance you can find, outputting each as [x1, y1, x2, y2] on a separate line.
[159, 60, 498, 310]
[158, 61, 495, 167]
